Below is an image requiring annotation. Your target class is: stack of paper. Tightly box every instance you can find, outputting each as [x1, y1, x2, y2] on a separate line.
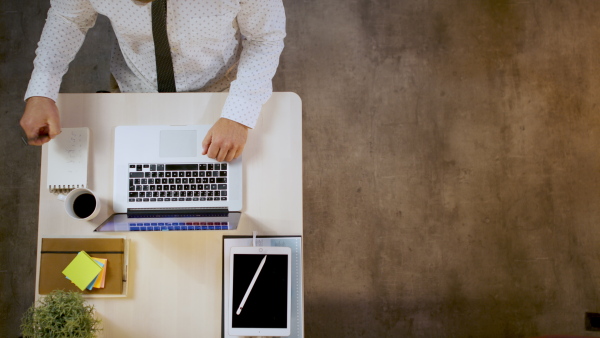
[90, 257, 107, 289]
[62, 251, 108, 291]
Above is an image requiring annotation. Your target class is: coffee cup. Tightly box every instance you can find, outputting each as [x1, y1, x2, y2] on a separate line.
[57, 188, 101, 221]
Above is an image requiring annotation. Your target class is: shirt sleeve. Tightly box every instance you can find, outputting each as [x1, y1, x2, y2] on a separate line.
[220, 0, 286, 128]
[24, 0, 98, 102]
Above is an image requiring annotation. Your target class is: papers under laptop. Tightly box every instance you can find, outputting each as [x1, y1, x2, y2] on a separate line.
[95, 125, 242, 232]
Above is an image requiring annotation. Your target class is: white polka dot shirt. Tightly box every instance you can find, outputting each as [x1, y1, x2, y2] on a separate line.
[24, 0, 286, 128]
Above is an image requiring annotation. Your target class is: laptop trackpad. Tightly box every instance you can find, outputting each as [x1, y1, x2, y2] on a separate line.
[159, 130, 197, 157]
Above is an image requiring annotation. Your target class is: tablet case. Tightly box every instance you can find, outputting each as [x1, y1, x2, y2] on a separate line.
[39, 238, 126, 295]
[223, 236, 303, 338]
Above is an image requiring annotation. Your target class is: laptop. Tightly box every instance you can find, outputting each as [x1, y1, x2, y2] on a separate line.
[95, 125, 242, 232]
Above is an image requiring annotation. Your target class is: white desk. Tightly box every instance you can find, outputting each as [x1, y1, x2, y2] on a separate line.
[35, 93, 303, 337]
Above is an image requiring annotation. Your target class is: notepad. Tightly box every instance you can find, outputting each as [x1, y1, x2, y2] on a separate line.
[91, 257, 107, 289]
[62, 251, 102, 291]
[65, 256, 108, 291]
[47, 127, 89, 193]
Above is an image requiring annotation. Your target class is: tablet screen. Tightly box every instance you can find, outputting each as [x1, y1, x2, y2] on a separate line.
[231, 254, 289, 328]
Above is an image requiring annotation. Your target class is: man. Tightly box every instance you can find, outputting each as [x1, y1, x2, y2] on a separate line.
[20, 0, 285, 162]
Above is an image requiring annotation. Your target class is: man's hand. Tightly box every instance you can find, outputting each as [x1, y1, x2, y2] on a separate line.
[202, 118, 249, 162]
[20, 96, 61, 146]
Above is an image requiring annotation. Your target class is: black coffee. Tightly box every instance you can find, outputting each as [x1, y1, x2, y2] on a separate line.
[73, 193, 96, 218]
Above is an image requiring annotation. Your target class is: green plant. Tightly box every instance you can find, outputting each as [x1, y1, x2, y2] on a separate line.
[21, 290, 101, 338]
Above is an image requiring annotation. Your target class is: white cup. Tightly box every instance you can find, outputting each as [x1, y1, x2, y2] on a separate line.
[57, 188, 101, 221]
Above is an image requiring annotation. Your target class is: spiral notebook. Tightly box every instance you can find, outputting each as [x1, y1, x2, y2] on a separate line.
[47, 127, 89, 193]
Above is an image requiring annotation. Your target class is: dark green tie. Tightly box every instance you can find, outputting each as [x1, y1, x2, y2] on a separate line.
[152, 0, 177, 92]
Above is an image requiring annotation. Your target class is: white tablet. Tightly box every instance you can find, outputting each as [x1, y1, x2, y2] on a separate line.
[228, 246, 292, 337]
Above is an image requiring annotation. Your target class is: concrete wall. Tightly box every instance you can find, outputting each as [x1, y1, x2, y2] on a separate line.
[3, 1, 600, 337]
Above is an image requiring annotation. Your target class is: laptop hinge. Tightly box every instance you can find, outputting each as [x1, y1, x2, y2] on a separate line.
[127, 207, 229, 217]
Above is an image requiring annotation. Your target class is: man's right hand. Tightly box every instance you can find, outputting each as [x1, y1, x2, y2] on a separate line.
[20, 96, 62, 146]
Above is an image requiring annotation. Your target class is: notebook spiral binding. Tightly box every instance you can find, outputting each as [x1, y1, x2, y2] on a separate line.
[49, 184, 86, 194]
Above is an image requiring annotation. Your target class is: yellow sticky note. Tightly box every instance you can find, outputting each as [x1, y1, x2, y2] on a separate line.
[91, 257, 107, 289]
[62, 251, 102, 291]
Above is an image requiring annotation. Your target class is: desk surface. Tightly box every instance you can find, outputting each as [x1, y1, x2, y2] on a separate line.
[35, 93, 303, 337]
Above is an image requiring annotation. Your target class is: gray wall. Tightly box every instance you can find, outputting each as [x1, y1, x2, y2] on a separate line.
[3, 0, 600, 337]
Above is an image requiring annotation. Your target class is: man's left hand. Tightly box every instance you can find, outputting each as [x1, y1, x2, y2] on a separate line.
[202, 118, 249, 162]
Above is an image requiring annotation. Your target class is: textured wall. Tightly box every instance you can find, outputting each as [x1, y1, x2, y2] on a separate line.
[277, 0, 600, 337]
[3, 0, 600, 337]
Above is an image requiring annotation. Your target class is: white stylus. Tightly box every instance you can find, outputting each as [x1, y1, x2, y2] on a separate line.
[236, 255, 267, 315]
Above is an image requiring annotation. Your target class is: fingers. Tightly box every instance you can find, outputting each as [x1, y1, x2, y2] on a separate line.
[201, 132, 212, 155]
[202, 118, 249, 162]
[206, 140, 221, 160]
[22, 122, 54, 146]
[27, 130, 51, 146]
[215, 144, 244, 162]
[47, 114, 62, 139]
[20, 116, 44, 144]
[207, 141, 243, 162]
[21, 96, 61, 146]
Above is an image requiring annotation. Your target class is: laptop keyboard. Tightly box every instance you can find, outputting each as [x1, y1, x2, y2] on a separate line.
[128, 163, 228, 203]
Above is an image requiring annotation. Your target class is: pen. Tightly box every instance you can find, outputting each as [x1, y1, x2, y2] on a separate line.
[236, 255, 267, 315]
